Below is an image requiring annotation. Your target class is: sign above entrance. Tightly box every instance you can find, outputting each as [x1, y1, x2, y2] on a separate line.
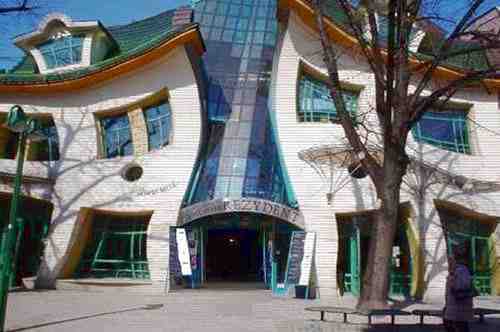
[179, 198, 305, 229]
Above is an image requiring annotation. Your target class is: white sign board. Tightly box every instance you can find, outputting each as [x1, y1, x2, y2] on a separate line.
[176, 229, 192, 276]
[298, 232, 316, 286]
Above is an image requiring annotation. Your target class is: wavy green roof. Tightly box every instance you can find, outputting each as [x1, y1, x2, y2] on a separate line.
[320, 1, 492, 72]
[1, 10, 197, 85]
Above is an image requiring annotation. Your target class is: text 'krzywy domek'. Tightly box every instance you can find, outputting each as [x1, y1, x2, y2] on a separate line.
[1, 0, 500, 301]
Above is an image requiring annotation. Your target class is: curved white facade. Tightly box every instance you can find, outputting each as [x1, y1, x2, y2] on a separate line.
[0, 46, 203, 290]
[272, 12, 500, 300]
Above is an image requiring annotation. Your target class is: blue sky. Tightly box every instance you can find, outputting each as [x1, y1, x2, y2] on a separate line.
[0, 0, 189, 69]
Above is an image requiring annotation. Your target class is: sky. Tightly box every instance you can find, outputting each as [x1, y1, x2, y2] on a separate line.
[0, 0, 189, 69]
[0, 0, 499, 70]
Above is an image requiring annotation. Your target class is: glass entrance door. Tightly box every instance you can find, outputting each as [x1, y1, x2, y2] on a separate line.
[347, 231, 360, 296]
[473, 237, 492, 294]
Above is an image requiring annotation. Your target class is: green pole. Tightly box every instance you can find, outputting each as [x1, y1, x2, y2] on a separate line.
[9, 217, 26, 288]
[0, 131, 26, 332]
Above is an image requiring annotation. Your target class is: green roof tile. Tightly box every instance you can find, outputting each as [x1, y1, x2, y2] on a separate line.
[10, 54, 38, 74]
[417, 39, 491, 72]
[319, 1, 492, 72]
[0, 9, 188, 85]
[108, 10, 175, 54]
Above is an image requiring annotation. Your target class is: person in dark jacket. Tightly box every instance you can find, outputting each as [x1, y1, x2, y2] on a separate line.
[444, 242, 474, 332]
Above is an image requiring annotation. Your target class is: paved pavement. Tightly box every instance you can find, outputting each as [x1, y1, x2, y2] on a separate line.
[5, 284, 500, 331]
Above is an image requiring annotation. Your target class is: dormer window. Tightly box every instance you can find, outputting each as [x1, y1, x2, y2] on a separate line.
[14, 13, 118, 74]
[38, 34, 84, 69]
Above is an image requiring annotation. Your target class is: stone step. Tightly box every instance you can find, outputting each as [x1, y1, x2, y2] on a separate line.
[55, 278, 159, 293]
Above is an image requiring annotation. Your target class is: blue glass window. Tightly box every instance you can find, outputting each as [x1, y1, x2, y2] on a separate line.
[101, 114, 133, 158]
[144, 101, 172, 151]
[38, 35, 84, 69]
[412, 109, 470, 154]
[298, 72, 359, 122]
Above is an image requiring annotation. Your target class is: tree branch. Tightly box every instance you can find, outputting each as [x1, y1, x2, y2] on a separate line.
[311, 0, 383, 184]
[0, 1, 32, 14]
[410, 0, 486, 107]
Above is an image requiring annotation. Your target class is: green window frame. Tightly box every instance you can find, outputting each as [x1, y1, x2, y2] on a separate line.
[297, 72, 359, 123]
[75, 213, 150, 279]
[38, 34, 84, 69]
[412, 109, 471, 154]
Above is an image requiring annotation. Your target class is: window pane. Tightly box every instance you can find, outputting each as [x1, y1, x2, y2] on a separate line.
[101, 113, 133, 158]
[298, 72, 359, 123]
[38, 35, 84, 69]
[144, 101, 172, 151]
[412, 110, 470, 154]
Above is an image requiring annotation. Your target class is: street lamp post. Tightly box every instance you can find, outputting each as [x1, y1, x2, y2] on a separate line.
[0, 105, 45, 332]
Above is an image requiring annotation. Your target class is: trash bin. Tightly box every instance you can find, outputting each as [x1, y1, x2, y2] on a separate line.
[295, 285, 316, 299]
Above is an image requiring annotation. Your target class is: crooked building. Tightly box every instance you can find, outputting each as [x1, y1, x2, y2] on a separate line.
[0, 1, 499, 300]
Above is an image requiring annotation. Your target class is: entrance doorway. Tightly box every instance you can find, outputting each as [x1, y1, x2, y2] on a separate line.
[205, 229, 262, 282]
[442, 210, 497, 295]
[0, 193, 52, 286]
[170, 213, 300, 290]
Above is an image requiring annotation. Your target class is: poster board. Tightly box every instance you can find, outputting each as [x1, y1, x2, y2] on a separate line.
[298, 232, 316, 286]
[176, 228, 192, 276]
[169, 228, 182, 280]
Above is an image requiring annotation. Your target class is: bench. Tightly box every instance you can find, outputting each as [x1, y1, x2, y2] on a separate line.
[304, 306, 358, 323]
[360, 309, 412, 325]
[413, 307, 500, 325]
[474, 308, 500, 323]
[411, 309, 443, 325]
[305, 307, 412, 325]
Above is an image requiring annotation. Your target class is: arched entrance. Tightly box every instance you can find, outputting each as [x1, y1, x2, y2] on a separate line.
[436, 200, 499, 295]
[170, 211, 302, 291]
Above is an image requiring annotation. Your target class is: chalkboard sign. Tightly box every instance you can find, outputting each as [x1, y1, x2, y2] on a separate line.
[169, 228, 182, 280]
[285, 231, 306, 285]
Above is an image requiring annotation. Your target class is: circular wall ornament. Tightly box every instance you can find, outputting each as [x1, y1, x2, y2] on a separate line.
[121, 162, 143, 182]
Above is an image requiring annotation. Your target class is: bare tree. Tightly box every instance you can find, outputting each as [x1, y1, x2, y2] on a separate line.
[309, 0, 500, 309]
[0, 1, 38, 14]
[0, 1, 53, 68]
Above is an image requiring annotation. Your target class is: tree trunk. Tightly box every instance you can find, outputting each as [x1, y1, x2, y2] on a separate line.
[357, 144, 405, 310]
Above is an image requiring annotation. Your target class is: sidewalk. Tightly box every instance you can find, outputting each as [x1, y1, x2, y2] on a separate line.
[5, 287, 500, 331]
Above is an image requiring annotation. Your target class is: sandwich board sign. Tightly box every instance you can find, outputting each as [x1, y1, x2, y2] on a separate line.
[176, 228, 192, 276]
[299, 232, 316, 287]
